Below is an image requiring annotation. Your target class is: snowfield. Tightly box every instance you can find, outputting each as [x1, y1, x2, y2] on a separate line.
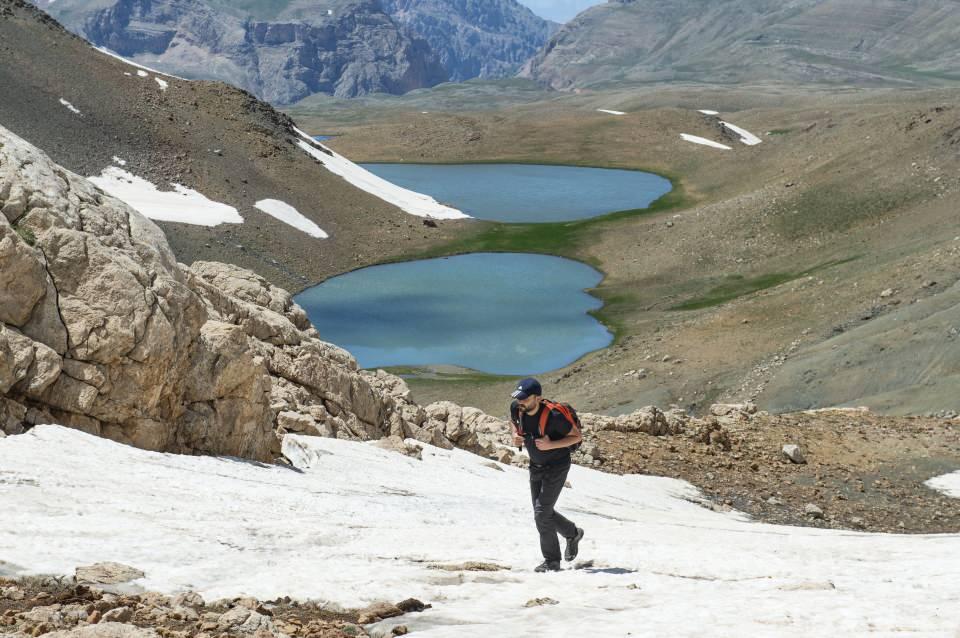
[293, 128, 467, 220]
[89, 166, 243, 226]
[597, 109, 626, 115]
[680, 134, 732, 150]
[1, 426, 958, 637]
[255, 199, 328, 238]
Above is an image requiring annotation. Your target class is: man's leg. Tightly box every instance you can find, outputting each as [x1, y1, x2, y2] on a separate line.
[531, 464, 577, 562]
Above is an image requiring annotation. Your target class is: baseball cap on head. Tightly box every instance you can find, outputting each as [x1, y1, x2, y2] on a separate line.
[511, 377, 542, 400]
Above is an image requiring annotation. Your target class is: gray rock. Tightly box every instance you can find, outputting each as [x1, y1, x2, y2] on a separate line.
[75, 562, 145, 585]
[804, 503, 825, 519]
[42, 623, 159, 638]
[101, 607, 133, 623]
[782, 444, 807, 464]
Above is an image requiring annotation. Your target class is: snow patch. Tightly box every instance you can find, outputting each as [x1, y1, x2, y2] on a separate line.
[597, 109, 626, 115]
[254, 199, 328, 239]
[88, 166, 243, 226]
[1, 425, 958, 637]
[111, 156, 127, 166]
[155, 77, 169, 91]
[93, 46, 185, 80]
[137, 70, 149, 78]
[680, 134, 732, 150]
[721, 121, 762, 146]
[926, 471, 960, 499]
[293, 127, 467, 220]
[698, 109, 719, 115]
[58, 98, 81, 115]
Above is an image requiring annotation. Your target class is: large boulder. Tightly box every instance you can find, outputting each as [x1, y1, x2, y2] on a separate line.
[0, 126, 416, 459]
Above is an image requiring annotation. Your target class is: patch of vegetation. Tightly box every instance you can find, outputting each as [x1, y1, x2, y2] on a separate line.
[671, 257, 859, 311]
[14, 224, 36, 246]
[777, 184, 923, 239]
[588, 291, 639, 346]
[766, 128, 793, 136]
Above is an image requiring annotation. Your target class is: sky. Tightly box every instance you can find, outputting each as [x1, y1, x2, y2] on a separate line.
[517, 0, 605, 23]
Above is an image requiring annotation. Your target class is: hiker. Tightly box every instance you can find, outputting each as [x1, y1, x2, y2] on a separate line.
[509, 377, 585, 573]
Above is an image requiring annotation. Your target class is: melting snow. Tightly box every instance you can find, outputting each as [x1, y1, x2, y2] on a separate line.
[137, 70, 149, 78]
[597, 109, 626, 115]
[721, 121, 762, 145]
[680, 134, 732, 150]
[293, 127, 467, 220]
[112, 156, 127, 166]
[58, 98, 81, 115]
[93, 46, 185, 80]
[88, 166, 243, 226]
[698, 109, 720, 115]
[926, 471, 960, 499]
[1, 426, 958, 637]
[254, 199, 328, 239]
[155, 77, 169, 91]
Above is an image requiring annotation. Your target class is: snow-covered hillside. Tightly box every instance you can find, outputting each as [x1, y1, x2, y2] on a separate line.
[1, 426, 958, 636]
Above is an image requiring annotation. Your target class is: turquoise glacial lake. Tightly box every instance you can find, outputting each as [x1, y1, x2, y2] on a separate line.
[360, 163, 672, 222]
[295, 253, 612, 374]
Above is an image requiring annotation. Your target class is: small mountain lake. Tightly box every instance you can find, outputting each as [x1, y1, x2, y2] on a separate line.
[360, 163, 672, 222]
[295, 253, 612, 374]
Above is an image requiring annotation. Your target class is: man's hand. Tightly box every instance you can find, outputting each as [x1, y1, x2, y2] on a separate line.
[513, 434, 524, 447]
[534, 438, 556, 451]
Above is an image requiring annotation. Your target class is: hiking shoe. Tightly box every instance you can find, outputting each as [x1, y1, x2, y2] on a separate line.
[564, 527, 584, 561]
[534, 560, 561, 573]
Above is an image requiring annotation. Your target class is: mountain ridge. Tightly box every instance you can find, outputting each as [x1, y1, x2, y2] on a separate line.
[520, 0, 960, 90]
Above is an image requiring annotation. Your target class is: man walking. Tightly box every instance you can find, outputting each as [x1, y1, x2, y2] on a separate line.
[510, 377, 585, 573]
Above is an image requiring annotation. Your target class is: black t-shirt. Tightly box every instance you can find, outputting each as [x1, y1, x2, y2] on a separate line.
[510, 400, 573, 467]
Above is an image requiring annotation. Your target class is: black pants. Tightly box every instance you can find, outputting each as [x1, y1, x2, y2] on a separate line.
[529, 463, 577, 562]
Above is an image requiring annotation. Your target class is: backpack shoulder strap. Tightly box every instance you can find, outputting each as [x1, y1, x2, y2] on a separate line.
[539, 399, 580, 436]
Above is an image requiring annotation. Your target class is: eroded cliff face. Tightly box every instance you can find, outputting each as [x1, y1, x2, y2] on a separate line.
[39, 0, 448, 103]
[381, 0, 556, 82]
[32, 0, 553, 104]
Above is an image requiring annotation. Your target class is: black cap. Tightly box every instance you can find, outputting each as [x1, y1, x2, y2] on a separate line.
[511, 377, 542, 400]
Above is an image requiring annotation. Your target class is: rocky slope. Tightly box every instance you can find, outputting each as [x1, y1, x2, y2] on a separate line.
[32, 0, 554, 104]
[520, 0, 960, 90]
